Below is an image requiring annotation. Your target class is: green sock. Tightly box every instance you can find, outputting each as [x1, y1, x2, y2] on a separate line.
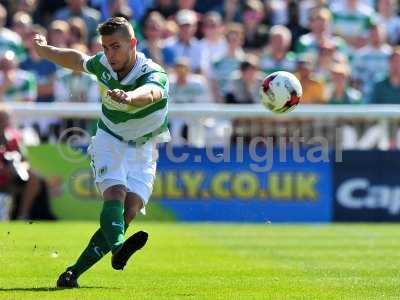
[68, 223, 129, 277]
[100, 200, 125, 253]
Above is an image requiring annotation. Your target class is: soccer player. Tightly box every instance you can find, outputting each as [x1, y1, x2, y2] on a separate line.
[33, 17, 170, 288]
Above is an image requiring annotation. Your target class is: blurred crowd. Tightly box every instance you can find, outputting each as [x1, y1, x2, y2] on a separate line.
[0, 0, 400, 134]
[3, 0, 400, 219]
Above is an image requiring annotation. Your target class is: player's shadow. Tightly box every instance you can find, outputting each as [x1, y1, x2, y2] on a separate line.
[0, 286, 118, 292]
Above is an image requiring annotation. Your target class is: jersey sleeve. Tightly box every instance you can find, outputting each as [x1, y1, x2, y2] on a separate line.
[82, 53, 102, 75]
[140, 71, 169, 98]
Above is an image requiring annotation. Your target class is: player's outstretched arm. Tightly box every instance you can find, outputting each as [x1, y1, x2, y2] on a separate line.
[33, 34, 88, 72]
[107, 85, 163, 107]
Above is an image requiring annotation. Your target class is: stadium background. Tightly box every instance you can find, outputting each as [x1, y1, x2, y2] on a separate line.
[0, 0, 400, 223]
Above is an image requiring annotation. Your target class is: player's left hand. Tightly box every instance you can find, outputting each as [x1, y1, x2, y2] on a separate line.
[107, 89, 131, 104]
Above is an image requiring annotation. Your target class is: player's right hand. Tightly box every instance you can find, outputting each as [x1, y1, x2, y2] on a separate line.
[33, 34, 48, 55]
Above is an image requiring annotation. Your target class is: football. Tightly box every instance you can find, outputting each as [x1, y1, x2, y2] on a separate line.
[260, 71, 302, 113]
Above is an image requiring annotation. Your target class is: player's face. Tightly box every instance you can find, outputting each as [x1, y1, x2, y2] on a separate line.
[101, 32, 136, 73]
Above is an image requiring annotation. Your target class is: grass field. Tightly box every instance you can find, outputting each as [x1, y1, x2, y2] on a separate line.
[1, 222, 400, 300]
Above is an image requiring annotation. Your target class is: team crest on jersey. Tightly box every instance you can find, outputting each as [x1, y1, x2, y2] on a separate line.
[101, 71, 112, 82]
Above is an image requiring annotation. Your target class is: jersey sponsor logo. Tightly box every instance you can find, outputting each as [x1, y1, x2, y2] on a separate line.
[141, 64, 148, 73]
[101, 71, 112, 82]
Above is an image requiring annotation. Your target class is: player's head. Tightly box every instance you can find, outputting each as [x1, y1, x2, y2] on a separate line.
[97, 17, 136, 73]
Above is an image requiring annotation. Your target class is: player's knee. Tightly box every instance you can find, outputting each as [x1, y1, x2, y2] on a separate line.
[103, 185, 127, 201]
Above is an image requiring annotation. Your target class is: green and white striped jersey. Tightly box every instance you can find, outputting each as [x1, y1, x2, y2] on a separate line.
[331, 5, 375, 38]
[0, 70, 36, 102]
[0, 28, 27, 61]
[83, 51, 170, 144]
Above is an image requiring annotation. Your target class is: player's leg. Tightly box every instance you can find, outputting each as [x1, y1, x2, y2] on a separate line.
[111, 142, 157, 270]
[124, 192, 144, 224]
[58, 187, 144, 287]
[57, 130, 128, 288]
[57, 184, 127, 288]
[111, 192, 148, 270]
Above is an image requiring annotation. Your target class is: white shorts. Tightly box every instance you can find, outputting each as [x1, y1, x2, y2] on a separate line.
[88, 128, 158, 207]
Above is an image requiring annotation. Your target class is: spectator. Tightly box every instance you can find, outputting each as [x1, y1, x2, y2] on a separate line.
[351, 24, 391, 101]
[193, 0, 224, 14]
[54, 0, 100, 39]
[11, 11, 32, 43]
[31, 0, 66, 26]
[315, 41, 345, 81]
[295, 55, 327, 103]
[209, 23, 245, 102]
[89, 35, 102, 54]
[21, 25, 60, 140]
[296, 8, 347, 57]
[165, 9, 206, 73]
[333, 0, 375, 9]
[0, 109, 56, 220]
[47, 20, 70, 48]
[109, 0, 144, 42]
[68, 17, 88, 45]
[169, 57, 211, 143]
[298, 0, 328, 28]
[330, 0, 375, 49]
[370, 47, 400, 104]
[139, 12, 176, 68]
[267, 0, 288, 25]
[225, 55, 263, 104]
[242, 0, 269, 51]
[377, 0, 400, 45]
[169, 57, 211, 104]
[199, 11, 227, 64]
[178, 0, 197, 11]
[10, 0, 39, 20]
[221, 0, 241, 23]
[126, 0, 155, 22]
[92, 0, 153, 23]
[147, 0, 177, 19]
[259, 25, 296, 75]
[54, 43, 99, 104]
[164, 19, 179, 40]
[285, 0, 309, 51]
[328, 62, 362, 104]
[21, 25, 57, 104]
[0, 4, 26, 61]
[0, 50, 36, 103]
[54, 43, 99, 134]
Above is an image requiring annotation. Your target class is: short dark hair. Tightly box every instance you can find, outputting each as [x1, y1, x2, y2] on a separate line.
[97, 17, 134, 38]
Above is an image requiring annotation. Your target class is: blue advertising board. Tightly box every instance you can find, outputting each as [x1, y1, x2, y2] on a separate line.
[153, 145, 333, 222]
[333, 151, 400, 222]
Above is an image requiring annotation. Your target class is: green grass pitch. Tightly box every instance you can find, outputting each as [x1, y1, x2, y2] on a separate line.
[1, 222, 400, 300]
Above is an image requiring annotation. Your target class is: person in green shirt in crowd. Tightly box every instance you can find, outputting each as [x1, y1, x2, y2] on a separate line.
[370, 46, 400, 104]
[328, 62, 362, 104]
